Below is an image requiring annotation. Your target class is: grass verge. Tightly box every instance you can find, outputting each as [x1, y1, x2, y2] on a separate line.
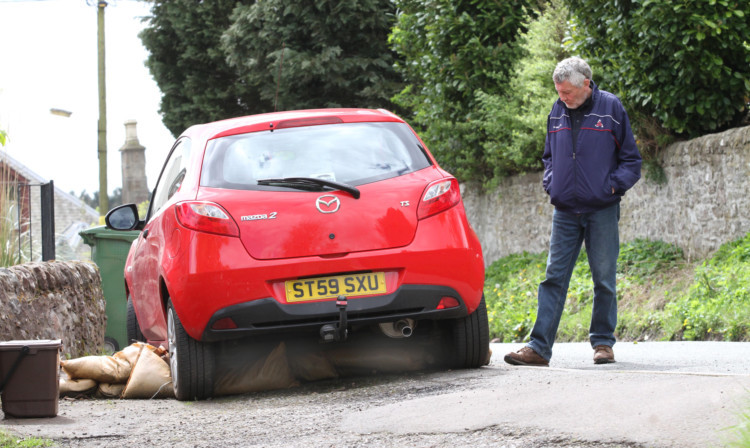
[485, 234, 750, 343]
[0, 429, 53, 448]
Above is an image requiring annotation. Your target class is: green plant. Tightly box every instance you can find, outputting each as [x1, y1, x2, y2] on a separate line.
[568, 0, 750, 138]
[618, 238, 685, 279]
[723, 396, 750, 448]
[476, 0, 569, 184]
[664, 233, 750, 341]
[0, 429, 53, 447]
[481, 237, 747, 344]
[484, 251, 546, 342]
[1, 148, 31, 267]
[389, 0, 544, 184]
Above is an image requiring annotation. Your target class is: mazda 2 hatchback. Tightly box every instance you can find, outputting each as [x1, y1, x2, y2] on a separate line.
[106, 109, 488, 400]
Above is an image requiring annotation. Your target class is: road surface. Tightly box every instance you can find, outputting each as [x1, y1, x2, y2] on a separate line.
[2, 341, 749, 447]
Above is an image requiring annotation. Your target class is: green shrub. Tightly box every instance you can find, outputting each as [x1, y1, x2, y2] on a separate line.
[568, 0, 750, 138]
[476, 0, 569, 184]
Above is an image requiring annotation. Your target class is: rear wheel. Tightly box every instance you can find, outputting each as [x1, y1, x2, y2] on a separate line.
[126, 296, 145, 343]
[451, 295, 490, 368]
[167, 301, 215, 401]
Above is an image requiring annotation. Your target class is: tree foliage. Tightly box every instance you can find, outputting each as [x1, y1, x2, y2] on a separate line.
[140, 0, 253, 136]
[222, 0, 402, 113]
[568, 0, 750, 138]
[390, 0, 544, 183]
[476, 0, 569, 182]
[140, 0, 401, 136]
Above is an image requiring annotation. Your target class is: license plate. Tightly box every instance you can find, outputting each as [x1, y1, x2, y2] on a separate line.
[285, 272, 386, 303]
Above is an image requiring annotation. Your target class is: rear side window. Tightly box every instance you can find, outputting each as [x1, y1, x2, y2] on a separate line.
[200, 122, 432, 189]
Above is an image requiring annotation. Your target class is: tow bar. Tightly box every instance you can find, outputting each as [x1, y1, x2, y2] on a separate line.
[320, 295, 348, 342]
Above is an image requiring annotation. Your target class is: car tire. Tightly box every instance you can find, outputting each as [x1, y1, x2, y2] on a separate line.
[167, 300, 215, 401]
[451, 294, 490, 368]
[126, 296, 145, 343]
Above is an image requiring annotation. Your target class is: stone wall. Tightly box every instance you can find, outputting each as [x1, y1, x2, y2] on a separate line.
[463, 125, 750, 266]
[0, 261, 106, 358]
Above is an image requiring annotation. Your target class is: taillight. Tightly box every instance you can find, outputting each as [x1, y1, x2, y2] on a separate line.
[211, 317, 238, 330]
[437, 296, 460, 310]
[418, 178, 461, 219]
[175, 202, 239, 237]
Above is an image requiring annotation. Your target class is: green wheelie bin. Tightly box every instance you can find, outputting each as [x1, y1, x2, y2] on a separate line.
[80, 225, 140, 353]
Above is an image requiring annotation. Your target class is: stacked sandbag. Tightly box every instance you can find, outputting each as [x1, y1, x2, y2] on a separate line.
[59, 343, 174, 399]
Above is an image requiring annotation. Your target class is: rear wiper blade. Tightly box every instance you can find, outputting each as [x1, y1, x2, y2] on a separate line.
[257, 177, 361, 199]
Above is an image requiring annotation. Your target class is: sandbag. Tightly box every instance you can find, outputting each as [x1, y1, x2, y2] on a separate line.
[121, 347, 174, 399]
[61, 355, 132, 384]
[287, 350, 339, 382]
[96, 383, 126, 399]
[59, 378, 97, 397]
[214, 342, 297, 396]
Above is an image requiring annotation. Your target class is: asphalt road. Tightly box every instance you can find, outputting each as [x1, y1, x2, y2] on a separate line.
[344, 341, 750, 447]
[2, 341, 749, 448]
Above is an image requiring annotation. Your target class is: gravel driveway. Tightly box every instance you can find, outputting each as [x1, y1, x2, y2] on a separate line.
[2, 341, 749, 448]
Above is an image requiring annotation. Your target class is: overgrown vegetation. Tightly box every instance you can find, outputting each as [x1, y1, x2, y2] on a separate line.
[140, 0, 402, 136]
[474, 0, 568, 185]
[389, 0, 543, 184]
[140, 1, 750, 186]
[485, 235, 750, 343]
[1, 140, 31, 267]
[568, 0, 750, 140]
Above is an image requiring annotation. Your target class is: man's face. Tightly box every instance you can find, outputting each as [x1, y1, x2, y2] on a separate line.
[554, 78, 590, 109]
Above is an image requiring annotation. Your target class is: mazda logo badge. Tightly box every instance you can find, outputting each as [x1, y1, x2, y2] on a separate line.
[316, 195, 340, 213]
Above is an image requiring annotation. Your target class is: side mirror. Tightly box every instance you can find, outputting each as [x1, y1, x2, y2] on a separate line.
[105, 204, 143, 231]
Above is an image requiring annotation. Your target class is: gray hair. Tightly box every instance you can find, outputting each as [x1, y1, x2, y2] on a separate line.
[552, 57, 592, 87]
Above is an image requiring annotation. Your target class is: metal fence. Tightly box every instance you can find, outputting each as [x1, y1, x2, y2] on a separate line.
[1, 180, 55, 263]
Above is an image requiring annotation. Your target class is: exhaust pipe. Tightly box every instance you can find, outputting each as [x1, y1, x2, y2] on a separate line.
[395, 320, 413, 337]
[379, 319, 415, 338]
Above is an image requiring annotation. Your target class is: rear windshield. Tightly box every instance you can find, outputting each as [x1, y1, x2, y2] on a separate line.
[200, 122, 432, 189]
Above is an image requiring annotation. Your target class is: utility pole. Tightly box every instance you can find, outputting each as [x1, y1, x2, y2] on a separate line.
[97, 0, 108, 215]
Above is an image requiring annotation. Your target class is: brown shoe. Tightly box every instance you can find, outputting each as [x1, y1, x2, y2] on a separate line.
[593, 345, 615, 364]
[504, 346, 549, 367]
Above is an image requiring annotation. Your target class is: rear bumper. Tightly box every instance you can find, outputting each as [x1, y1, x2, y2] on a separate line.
[201, 284, 467, 342]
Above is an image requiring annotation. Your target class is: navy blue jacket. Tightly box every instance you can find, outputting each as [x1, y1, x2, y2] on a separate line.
[542, 80, 642, 214]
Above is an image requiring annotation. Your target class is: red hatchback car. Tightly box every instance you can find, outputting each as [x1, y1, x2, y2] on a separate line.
[106, 108, 488, 400]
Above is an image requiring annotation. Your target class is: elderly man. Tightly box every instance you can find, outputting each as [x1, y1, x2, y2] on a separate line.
[505, 57, 642, 366]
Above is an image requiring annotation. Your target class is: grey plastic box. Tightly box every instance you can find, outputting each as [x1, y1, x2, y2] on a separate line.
[0, 339, 61, 418]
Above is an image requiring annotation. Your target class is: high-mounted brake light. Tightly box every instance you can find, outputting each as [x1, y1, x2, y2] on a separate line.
[175, 201, 239, 237]
[275, 116, 344, 129]
[418, 178, 461, 219]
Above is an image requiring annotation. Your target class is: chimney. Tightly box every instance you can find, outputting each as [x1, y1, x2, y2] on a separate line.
[119, 120, 149, 205]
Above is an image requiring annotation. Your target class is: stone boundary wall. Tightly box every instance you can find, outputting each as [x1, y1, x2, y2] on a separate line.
[463, 125, 750, 266]
[0, 261, 106, 358]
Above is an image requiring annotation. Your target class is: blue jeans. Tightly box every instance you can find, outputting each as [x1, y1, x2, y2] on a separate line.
[527, 203, 620, 361]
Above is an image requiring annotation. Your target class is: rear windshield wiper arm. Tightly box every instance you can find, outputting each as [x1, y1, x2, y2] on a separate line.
[257, 177, 361, 199]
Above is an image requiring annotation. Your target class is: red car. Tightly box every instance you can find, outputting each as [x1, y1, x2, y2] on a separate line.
[106, 108, 488, 400]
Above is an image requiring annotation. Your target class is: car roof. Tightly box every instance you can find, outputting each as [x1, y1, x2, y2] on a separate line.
[182, 108, 405, 142]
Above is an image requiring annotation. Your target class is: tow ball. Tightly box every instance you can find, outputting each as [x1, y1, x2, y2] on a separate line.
[320, 295, 348, 342]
